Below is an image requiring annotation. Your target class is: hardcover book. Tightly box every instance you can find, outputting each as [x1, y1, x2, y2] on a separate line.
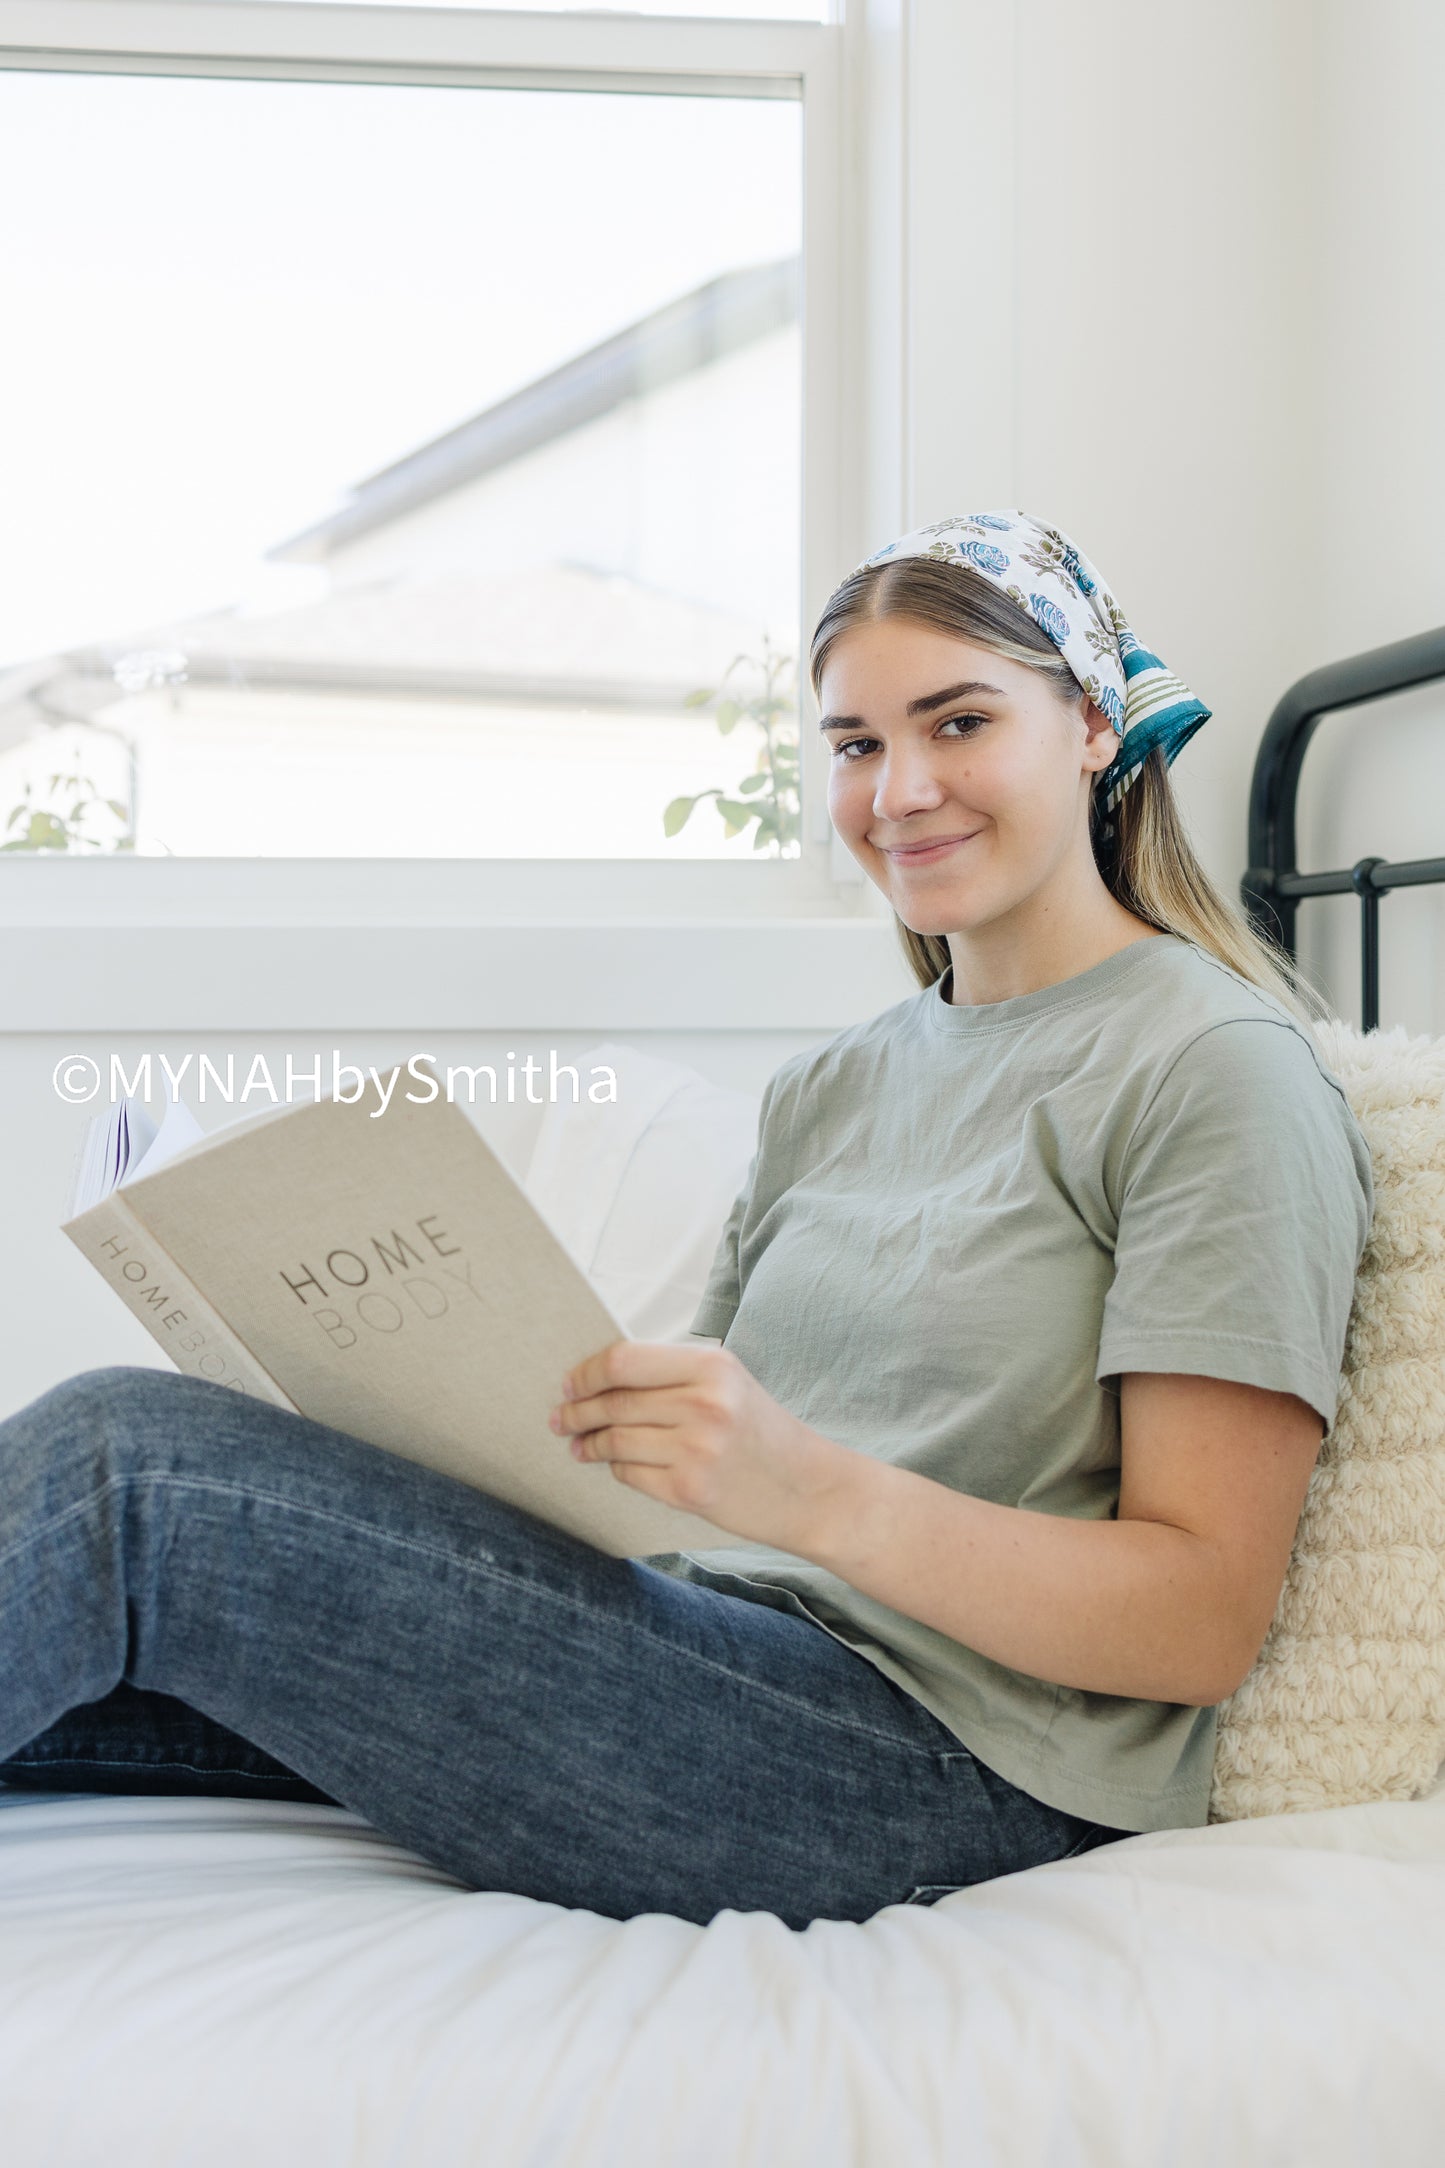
[61, 1063, 742, 1560]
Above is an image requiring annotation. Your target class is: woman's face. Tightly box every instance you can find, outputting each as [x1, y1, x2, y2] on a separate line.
[818, 615, 1119, 940]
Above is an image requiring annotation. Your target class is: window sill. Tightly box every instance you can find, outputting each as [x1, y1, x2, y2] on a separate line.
[2, 849, 916, 1032]
[0, 847, 866, 924]
[7, 915, 913, 1034]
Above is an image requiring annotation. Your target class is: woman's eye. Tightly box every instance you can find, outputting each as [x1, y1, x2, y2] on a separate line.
[831, 714, 985, 762]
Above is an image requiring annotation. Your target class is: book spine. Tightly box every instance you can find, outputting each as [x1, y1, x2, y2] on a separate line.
[63, 1191, 300, 1412]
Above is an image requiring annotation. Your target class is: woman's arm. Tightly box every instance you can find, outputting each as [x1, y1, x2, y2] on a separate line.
[801, 1370, 1323, 1706]
[552, 1349, 1324, 1708]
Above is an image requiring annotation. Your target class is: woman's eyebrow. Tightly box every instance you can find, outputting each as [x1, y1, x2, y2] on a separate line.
[818, 679, 1007, 731]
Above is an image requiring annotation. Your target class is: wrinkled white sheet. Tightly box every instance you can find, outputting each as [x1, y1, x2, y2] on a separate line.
[3, 1777, 1445, 2168]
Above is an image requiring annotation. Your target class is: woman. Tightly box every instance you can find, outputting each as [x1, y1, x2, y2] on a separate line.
[0, 512, 1373, 1929]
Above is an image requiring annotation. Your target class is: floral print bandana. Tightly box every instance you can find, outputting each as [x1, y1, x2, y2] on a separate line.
[853, 510, 1211, 833]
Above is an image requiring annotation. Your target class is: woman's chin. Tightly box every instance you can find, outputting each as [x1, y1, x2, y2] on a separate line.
[895, 905, 979, 939]
[856, 855, 985, 934]
[886, 878, 985, 933]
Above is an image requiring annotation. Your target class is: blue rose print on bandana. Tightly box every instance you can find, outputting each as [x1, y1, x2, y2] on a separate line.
[1059, 544, 1095, 596]
[963, 542, 1010, 576]
[1029, 594, 1071, 646]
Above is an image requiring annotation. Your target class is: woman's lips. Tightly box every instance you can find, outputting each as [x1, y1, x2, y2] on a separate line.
[881, 831, 981, 863]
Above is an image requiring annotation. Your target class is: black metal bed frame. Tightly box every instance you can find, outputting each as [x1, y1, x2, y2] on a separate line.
[1241, 626, 1445, 1031]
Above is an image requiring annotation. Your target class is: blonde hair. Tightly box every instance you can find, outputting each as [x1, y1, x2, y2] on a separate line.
[809, 557, 1327, 1028]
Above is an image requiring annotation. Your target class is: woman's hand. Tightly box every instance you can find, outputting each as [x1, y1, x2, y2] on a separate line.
[549, 1341, 857, 1555]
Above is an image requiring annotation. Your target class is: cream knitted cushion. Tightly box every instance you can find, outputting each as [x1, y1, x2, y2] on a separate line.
[1210, 1019, 1445, 1819]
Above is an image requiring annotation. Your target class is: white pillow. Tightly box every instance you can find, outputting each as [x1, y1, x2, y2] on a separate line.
[522, 1040, 761, 1346]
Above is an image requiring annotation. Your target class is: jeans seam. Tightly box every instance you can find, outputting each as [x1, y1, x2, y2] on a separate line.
[9, 1470, 938, 1761]
[1, 1753, 320, 1783]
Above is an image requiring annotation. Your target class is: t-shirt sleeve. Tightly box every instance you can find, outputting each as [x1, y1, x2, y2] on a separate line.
[1096, 1018, 1374, 1432]
[686, 1073, 779, 1342]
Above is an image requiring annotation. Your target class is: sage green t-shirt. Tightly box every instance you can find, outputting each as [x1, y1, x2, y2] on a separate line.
[649, 932, 1375, 1833]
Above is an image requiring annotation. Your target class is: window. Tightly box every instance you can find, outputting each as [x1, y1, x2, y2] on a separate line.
[0, 2, 849, 902]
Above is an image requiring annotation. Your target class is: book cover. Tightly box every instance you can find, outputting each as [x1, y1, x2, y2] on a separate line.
[62, 1065, 745, 1560]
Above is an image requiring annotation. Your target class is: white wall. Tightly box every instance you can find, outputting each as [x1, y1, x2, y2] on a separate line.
[934, 0, 1443, 1036]
[1290, 0, 1445, 1036]
[1005, 0, 1320, 907]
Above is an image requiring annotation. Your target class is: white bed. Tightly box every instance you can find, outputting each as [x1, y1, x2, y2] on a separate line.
[4, 1769, 1445, 2167]
[6, 1037, 1445, 2166]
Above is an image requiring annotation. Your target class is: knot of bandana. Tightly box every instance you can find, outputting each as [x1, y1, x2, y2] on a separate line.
[853, 510, 1211, 832]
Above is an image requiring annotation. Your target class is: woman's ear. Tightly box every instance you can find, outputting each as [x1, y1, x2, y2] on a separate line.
[1079, 697, 1120, 772]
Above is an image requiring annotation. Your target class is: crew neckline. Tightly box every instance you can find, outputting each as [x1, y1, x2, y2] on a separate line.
[926, 931, 1187, 1035]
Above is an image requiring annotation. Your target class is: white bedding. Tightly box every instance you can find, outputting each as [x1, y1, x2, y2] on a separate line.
[4, 1774, 1445, 2168]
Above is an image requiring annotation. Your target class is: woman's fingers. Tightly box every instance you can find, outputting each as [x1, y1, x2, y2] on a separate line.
[570, 1425, 674, 1466]
[553, 1384, 678, 1435]
[563, 1339, 733, 1404]
[599, 1457, 677, 1496]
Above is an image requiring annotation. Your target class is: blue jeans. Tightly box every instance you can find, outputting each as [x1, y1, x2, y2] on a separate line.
[0, 1366, 1122, 1926]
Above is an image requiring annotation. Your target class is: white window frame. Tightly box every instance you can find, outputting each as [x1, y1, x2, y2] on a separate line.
[0, 0, 1016, 1033]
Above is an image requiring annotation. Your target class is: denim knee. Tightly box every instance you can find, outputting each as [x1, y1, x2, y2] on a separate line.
[10, 1365, 190, 1481]
[23, 1363, 183, 1426]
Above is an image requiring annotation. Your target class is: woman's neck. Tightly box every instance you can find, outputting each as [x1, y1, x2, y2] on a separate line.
[943, 901, 1163, 1008]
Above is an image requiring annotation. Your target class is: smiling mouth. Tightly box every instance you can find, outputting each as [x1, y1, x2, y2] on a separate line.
[879, 831, 982, 862]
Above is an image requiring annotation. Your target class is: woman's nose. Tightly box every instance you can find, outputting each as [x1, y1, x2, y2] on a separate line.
[869, 744, 948, 821]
